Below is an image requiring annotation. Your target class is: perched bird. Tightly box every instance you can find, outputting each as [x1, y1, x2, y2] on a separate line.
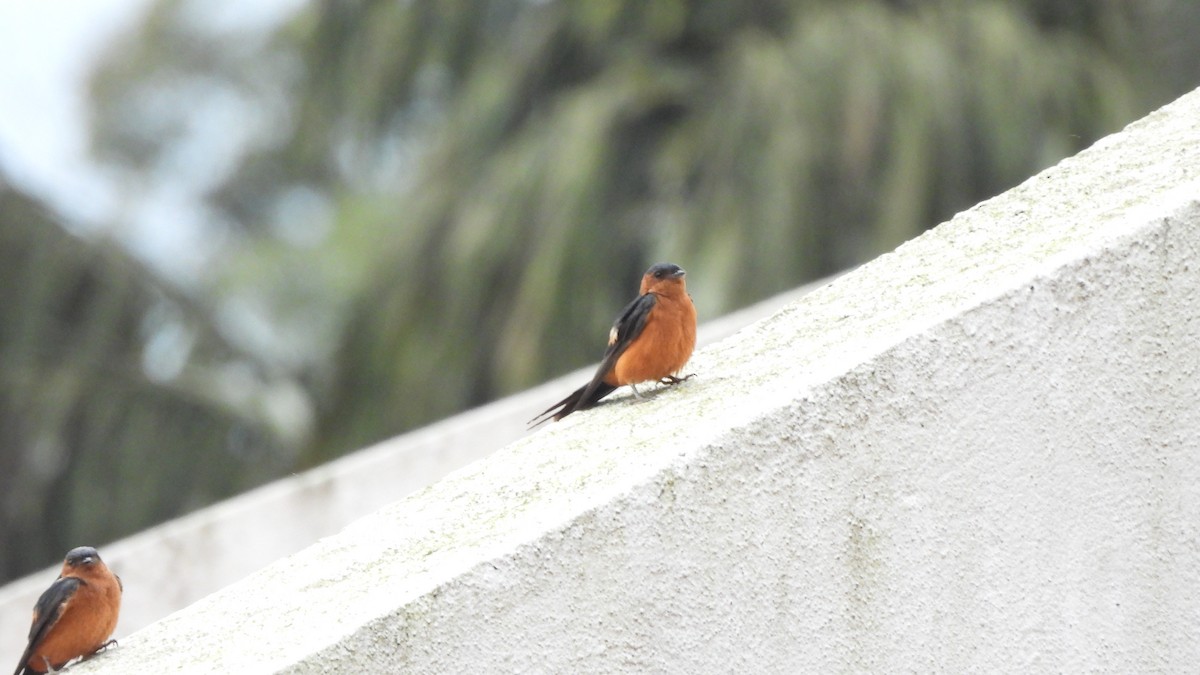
[530, 262, 697, 426]
[13, 547, 122, 675]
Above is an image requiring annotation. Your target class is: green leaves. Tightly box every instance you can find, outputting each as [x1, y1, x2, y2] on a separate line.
[310, 1, 1151, 458]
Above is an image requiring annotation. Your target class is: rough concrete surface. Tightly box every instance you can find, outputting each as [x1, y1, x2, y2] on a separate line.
[70, 88, 1200, 673]
[0, 267, 809, 663]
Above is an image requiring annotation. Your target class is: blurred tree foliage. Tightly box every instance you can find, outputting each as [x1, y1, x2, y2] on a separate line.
[2, 0, 1198, 580]
[0, 182, 294, 580]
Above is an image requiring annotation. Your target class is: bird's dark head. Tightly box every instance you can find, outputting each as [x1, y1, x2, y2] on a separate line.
[646, 263, 685, 280]
[63, 546, 101, 569]
[640, 262, 687, 295]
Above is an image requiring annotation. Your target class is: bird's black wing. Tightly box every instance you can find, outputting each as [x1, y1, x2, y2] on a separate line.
[528, 292, 657, 426]
[584, 291, 656, 394]
[13, 576, 81, 675]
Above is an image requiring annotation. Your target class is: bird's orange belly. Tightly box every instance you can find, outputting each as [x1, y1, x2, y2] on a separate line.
[609, 306, 696, 386]
[30, 588, 119, 670]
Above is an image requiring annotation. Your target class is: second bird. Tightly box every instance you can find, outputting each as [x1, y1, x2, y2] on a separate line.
[530, 262, 697, 426]
[13, 546, 122, 675]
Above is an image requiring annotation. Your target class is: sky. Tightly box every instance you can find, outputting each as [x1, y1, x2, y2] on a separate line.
[0, 0, 152, 226]
[0, 0, 307, 281]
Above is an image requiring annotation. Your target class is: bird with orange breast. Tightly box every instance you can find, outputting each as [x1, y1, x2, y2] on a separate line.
[12, 546, 122, 675]
[530, 262, 697, 426]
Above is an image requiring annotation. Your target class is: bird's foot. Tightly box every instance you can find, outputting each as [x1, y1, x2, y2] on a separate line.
[659, 373, 695, 386]
[95, 639, 118, 653]
[629, 383, 645, 399]
[77, 640, 118, 665]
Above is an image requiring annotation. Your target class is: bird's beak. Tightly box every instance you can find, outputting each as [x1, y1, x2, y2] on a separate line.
[673, 268, 686, 278]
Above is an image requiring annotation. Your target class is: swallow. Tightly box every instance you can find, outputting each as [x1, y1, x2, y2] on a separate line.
[530, 262, 697, 426]
[13, 547, 122, 675]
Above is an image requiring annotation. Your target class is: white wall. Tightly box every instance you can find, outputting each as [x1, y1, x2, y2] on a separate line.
[63, 87, 1200, 672]
[0, 246, 811, 663]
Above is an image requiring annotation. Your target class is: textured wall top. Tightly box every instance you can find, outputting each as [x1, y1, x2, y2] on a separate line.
[73, 88, 1200, 673]
[0, 256, 809, 661]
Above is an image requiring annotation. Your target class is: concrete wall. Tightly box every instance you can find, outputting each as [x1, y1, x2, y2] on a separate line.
[0, 255, 813, 662]
[56, 88, 1200, 672]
